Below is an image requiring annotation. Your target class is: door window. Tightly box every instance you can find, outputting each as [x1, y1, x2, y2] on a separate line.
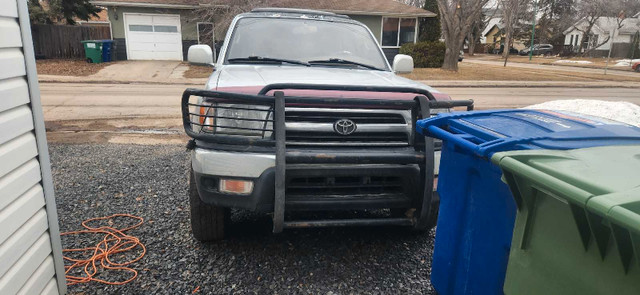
[154, 25, 178, 33]
[129, 25, 153, 32]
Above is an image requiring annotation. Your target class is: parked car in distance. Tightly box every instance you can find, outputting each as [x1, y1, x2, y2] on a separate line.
[492, 46, 519, 55]
[183, 8, 473, 240]
[459, 50, 464, 62]
[633, 61, 640, 72]
[519, 44, 553, 56]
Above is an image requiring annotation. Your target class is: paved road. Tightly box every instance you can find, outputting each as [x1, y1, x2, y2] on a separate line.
[439, 87, 640, 109]
[41, 83, 640, 121]
[464, 59, 639, 78]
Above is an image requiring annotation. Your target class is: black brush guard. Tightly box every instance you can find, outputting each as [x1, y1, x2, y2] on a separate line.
[182, 84, 474, 233]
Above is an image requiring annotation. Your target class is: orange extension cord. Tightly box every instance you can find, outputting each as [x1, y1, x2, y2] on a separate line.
[61, 214, 146, 286]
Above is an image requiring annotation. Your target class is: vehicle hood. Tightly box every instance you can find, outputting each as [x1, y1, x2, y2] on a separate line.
[209, 65, 447, 99]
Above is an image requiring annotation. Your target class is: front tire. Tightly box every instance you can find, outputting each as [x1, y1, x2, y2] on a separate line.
[189, 168, 228, 241]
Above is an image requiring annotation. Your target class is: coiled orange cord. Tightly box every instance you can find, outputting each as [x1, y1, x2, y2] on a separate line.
[61, 214, 146, 286]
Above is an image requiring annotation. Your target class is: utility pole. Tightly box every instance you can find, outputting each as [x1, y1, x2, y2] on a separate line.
[528, 0, 538, 61]
[605, 11, 625, 75]
[604, 26, 616, 75]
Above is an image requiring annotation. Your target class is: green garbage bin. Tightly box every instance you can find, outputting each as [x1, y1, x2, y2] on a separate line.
[491, 145, 640, 295]
[81, 40, 104, 63]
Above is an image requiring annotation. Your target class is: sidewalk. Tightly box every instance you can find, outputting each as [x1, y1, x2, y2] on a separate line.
[39, 74, 640, 88]
[422, 80, 640, 88]
[38, 59, 640, 88]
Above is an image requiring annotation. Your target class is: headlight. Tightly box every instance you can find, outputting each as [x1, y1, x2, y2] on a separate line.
[193, 101, 273, 138]
[216, 103, 273, 138]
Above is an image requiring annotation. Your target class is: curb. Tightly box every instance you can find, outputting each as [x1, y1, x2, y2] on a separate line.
[38, 79, 207, 85]
[424, 83, 640, 88]
[38, 78, 640, 89]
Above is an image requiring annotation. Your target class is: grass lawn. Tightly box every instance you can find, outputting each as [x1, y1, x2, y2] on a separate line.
[36, 59, 108, 76]
[400, 62, 640, 82]
[472, 54, 636, 71]
[183, 64, 214, 78]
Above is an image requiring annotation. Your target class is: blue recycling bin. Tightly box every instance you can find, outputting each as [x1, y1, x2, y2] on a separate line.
[100, 40, 114, 62]
[416, 109, 640, 295]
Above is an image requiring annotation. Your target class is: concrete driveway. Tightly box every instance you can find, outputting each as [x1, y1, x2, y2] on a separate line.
[92, 60, 189, 81]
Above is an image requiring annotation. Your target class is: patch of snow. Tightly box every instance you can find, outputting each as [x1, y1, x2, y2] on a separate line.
[524, 99, 640, 127]
[613, 59, 640, 67]
[553, 60, 593, 64]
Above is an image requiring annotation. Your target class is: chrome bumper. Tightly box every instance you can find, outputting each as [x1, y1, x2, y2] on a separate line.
[191, 148, 441, 178]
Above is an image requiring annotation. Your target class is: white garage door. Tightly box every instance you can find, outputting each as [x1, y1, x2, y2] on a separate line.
[124, 14, 183, 60]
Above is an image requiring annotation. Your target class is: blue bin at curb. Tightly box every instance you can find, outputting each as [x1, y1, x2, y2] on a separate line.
[416, 109, 640, 295]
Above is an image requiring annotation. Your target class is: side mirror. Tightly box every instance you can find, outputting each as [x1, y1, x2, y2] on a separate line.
[188, 45, 213, 65]
[393, 54, 414, 74]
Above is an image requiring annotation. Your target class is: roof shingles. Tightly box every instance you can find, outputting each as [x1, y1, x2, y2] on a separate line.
[92, 0, 435, 17]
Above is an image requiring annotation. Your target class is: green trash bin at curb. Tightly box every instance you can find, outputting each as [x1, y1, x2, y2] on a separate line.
[81, 40, 103, 63]
[491, 145, 640, 295]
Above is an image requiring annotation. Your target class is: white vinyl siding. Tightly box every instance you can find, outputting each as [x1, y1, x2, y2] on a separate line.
[0, 0, 66, 294]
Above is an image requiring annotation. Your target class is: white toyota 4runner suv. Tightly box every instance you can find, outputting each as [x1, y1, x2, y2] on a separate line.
[183, 8, 473, 240]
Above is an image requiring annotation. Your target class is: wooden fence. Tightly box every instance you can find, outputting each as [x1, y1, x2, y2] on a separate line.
[31, 24, 111, 59]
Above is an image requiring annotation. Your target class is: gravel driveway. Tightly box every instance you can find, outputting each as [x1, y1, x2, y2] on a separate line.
[51, 144, 436, 294]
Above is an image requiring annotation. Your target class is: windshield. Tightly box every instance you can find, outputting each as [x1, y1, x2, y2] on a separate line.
[224, 17, 389, 71]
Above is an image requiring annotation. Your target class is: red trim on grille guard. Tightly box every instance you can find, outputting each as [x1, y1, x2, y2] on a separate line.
[215, 86, 451, 101]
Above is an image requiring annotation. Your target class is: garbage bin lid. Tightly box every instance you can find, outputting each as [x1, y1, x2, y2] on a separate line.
[417, 109, 640, 157]
[492, 145, 640, 260]
[492, 145, 640, 199]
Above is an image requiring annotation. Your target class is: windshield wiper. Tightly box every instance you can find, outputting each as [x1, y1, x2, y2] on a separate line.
[227, 56, 310, 66]
[308, 58, 384, 71]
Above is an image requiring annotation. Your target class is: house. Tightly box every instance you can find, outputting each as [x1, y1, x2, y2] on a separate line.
[481, 18, 528, 52]
[563, 15, 640, 57]
[89, 0, 435, 61]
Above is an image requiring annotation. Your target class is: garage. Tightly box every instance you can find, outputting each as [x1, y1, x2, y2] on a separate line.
[124, 13, 183, 60]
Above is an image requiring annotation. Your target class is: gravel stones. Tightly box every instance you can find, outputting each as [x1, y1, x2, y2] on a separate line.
[51, 144, 436, 294]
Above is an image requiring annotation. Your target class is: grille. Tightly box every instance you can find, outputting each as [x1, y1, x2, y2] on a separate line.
[285, 108, 412, 147]
[286, 111, 405, 124]
[287, 175, 405, 197]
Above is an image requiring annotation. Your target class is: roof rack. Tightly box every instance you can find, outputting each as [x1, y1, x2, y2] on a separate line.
[250, 7, 350, 19]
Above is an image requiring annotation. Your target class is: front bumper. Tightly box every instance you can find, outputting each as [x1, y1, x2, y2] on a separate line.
[192, 148, 440, 212]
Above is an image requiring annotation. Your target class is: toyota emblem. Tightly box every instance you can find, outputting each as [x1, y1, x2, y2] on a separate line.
[333, 119, 357, 135]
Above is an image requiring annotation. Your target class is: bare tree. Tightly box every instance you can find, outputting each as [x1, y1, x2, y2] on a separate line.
[574, 0, 608, 54]
[467, 5, 497, 56]
[499, 0, 530, 66]
[400, 0, 428, 7]
[437, 0, 492, 71]
[194, 0, 277, 42]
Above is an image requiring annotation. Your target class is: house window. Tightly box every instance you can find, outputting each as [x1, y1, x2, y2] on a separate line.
[382, 18, 399, 46]
[382, 17, 418, 47]
[569, 35, 573, 45]
[574, 35, 578, 46]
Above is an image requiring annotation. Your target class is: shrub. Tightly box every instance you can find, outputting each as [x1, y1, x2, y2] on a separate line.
[399, 41, 446, 68]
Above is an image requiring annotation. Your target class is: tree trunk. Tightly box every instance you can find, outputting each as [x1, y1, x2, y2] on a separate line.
[442, 37, 463, 71]
[577, 19, 596, 55]
[468, 32, 476, 56]
[502, 29, 512, 66]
